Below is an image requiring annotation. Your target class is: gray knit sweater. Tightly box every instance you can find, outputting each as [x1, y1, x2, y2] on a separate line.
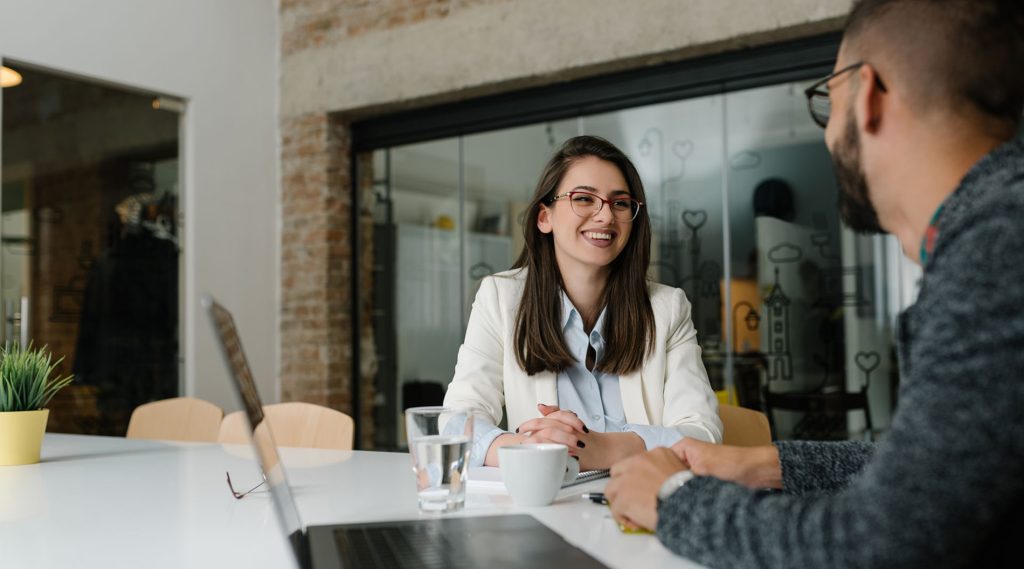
[656, 138, 1024, 569]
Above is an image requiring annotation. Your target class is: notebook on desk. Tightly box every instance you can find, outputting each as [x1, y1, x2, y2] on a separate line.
[469, 467, 609, 493]
[204, 294, 610, 569]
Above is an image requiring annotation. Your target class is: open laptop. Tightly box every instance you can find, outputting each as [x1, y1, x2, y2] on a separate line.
[204, 295, 610, 569]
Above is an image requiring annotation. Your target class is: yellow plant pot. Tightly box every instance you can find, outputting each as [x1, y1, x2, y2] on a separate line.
[0, 409, 49, 466]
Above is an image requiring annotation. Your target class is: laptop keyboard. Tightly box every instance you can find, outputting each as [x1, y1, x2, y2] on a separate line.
[333, 523, 468, 569]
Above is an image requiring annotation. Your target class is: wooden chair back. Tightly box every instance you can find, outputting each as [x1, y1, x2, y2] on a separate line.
[719, 404, 772, 447]
[218, 402, 354, 451]
[126, 397, 224, 442]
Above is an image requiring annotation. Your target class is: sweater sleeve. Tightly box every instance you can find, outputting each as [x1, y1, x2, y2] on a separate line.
[776, 440, 874, 495]
[654, 214, 1024, 569]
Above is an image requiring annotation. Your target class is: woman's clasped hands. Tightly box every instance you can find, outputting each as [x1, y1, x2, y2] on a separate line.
[512, 403, 644, 471]
[516, 403, 590, 454]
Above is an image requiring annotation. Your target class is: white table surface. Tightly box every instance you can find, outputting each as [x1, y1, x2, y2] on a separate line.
[0, 434, 706, 569]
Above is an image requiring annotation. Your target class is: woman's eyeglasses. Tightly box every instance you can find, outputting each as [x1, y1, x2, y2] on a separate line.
[550, 190, 644, 222]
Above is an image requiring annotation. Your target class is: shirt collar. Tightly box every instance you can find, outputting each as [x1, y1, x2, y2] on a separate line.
[560, 290, 608, 341]
[560, 291, 576, 330]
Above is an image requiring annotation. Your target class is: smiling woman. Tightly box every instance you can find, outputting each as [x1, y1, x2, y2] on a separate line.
[518, 139, 652, 376]
[442, 136, 723, 472]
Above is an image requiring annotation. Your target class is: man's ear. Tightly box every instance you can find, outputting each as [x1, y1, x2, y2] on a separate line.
[537, 204, 553, 234]
[854, 63, 886, 135]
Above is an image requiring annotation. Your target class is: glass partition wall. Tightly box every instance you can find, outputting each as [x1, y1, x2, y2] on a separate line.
[0, 61, 182, 435]
[359, 68, 919, 450]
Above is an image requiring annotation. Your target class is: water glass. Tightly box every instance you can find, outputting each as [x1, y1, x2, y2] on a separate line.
[405, 406, 473, 513]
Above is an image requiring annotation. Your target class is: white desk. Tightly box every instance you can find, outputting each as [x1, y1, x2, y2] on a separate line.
[0, 434, 705, 569]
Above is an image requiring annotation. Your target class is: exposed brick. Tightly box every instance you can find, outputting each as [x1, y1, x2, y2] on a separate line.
[280, 0, 509, 55]
[280, 110, 375, 447]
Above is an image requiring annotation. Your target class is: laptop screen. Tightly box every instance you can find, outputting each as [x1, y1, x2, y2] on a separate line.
[204, 295, 306, 561]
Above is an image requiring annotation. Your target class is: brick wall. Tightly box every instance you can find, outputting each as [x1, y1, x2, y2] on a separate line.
[31, 166, 105, 381]
[279, 112, 376, 447]
[33, 165, 105, 434]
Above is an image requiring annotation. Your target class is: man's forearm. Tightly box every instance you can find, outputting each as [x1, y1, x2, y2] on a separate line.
[776, 440, 875, 494]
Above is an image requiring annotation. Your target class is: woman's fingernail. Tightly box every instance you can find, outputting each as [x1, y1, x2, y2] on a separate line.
[515, 427, 520, 433]
[576, 441, 586, 449]
[583, 425, 590, 433]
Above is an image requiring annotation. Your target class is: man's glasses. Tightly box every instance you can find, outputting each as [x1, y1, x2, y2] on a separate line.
[804, 61, 887, 128]
[550, 190, 644, 222]
[226, 471, 267, 499]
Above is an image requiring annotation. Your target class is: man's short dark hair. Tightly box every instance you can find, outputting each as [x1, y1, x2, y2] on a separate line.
[845, 0, 1024, 135]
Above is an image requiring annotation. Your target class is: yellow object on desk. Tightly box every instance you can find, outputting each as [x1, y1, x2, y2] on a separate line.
[618, 523, 654, 535]
[588, 493, 655, 534]
[605, 502, 654, 534]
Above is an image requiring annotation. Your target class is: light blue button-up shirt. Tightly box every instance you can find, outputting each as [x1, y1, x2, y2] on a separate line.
[461, 292, 685, 467]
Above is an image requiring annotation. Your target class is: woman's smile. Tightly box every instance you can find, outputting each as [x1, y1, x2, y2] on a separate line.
[581, 228, 617, 248]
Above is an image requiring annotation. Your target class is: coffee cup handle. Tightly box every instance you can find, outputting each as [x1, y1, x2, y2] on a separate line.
[562, 453, 580, 485]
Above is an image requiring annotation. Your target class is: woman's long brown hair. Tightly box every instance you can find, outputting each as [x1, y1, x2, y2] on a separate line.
[511, 135, 655, 376]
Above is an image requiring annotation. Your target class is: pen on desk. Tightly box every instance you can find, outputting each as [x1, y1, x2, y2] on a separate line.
[581, 492, 608, 505]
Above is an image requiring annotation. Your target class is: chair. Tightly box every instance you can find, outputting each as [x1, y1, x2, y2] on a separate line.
[126, 397, 224, 442]
[719, 404, 772, 447]
[218, 402, 355, 451]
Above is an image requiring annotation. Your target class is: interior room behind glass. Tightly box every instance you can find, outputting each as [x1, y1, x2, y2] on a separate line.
[1, 62, 181, 435]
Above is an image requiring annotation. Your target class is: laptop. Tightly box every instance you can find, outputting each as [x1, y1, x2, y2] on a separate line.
[204, 295, 610, 569]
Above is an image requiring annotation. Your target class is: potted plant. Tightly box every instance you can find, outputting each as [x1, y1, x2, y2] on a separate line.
[0, 344, 74, 466]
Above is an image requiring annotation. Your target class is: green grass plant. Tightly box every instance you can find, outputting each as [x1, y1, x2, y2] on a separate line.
[0, 343, 74, 412]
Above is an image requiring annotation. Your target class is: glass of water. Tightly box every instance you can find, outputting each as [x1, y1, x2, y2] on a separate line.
[405, 406, 473, 513]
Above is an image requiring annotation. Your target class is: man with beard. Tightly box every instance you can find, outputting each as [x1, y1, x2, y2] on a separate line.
[605, 0, 1024, 567]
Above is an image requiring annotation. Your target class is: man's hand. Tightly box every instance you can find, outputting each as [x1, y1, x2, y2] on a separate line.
[605, 448, 687, 531]
[673, 438, 782, 489]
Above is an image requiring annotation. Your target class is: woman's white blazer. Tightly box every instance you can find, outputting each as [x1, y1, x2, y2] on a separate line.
[443, 269, 723, 442]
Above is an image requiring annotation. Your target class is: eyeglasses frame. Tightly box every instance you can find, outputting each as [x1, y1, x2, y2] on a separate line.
[550, 190, 645, 222]
[226, 470, 267, 499]
[804, 61, 888, 129]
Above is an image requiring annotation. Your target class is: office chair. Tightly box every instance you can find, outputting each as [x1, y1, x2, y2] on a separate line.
[126, 396, 224, 442]
[218, 401, 355, 450]
[719, 404, 773, 446]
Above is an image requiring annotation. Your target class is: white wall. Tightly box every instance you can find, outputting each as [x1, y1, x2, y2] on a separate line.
[0, 0, 280, 411]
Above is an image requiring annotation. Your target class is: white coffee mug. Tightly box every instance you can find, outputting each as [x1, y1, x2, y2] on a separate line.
[498, 444, 579, 507]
